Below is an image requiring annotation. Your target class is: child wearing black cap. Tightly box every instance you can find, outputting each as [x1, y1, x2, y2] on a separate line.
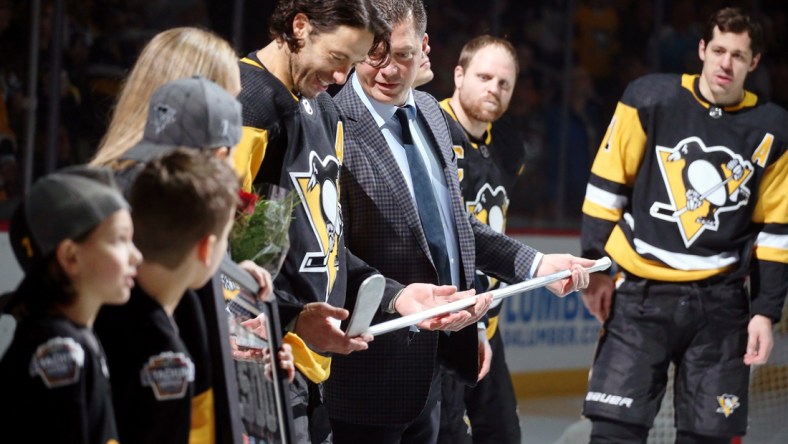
[0, 166, 142, 443]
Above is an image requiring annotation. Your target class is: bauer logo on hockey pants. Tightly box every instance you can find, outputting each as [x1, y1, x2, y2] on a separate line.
[586, 391, 634, 408]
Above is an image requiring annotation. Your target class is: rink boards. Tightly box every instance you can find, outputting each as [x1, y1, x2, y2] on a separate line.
[503, 231, 596, 397]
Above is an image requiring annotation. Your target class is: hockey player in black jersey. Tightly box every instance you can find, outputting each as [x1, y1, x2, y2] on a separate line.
[437, 35, 524, 444]
[232, 1, 493, 442]
[580, 8, 788, 443]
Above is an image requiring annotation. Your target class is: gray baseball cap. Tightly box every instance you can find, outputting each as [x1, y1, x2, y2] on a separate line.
[122, 76, 243, 162]
[10, 166, 129, 271]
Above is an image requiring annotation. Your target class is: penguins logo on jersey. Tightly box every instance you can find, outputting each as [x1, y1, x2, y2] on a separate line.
[467, 184, 508, 291]
[650, 137, 753, 247]
[290, 123, 344, 299]
[466, 183, 509, 233]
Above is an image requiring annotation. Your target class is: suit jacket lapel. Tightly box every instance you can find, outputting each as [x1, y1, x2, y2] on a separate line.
[338, 86, 435, 263]
[413, 95, 456, 175]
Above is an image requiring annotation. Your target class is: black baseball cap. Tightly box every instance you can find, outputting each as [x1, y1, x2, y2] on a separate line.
[10, 166, 129, 272]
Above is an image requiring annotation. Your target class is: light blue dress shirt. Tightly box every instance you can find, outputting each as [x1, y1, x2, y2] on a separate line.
[351, 74, 461, 287]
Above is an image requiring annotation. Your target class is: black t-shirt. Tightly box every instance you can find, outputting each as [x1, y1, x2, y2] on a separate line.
[95, 285, 195, 444]
[0, 315, 119, 444]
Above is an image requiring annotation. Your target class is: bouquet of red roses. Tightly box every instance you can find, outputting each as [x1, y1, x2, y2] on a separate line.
[229, 185, 300, 277]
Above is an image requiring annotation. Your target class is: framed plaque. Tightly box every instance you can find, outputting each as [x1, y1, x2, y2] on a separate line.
[220, 256, 295, 443]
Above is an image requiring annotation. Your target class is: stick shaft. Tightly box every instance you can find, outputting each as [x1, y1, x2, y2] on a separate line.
[366, 257, 611, 336]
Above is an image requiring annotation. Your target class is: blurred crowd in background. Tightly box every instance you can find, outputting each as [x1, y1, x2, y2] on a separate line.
[1, 0, 786, 228]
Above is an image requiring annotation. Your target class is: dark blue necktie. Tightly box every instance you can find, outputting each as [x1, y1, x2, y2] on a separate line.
[395, 106, 452, 285]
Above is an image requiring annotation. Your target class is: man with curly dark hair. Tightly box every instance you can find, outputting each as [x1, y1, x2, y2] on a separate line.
[232, 1, 491, 442]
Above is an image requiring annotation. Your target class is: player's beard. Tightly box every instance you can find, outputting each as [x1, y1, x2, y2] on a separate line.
[289, 51, 327, 99]
[460, 92, 505, 123]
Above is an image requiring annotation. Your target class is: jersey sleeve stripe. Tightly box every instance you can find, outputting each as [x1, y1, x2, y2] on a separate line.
[755, 232, 788, 264]
[590, 102, 647, 187]
[585, 183, 628, 210]
[752, 149, 788, 224]
[756, 232, 788, 249]
[754, 245, 788, 264]
[233, 126, 269, 192]
[582, 199, 622, 222]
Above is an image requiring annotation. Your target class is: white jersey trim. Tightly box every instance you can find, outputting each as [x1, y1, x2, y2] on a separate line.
[586, 183, 628, 210]
[756, 232, 788, 250]
[633, 237, 739, 270]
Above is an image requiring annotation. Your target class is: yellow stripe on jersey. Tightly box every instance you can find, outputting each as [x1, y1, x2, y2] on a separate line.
[755, 245, 788, 264]
[591, 101, 647, 187]
[233, 127, 268, 192]
[486, 315, 499, 340]
[582, 198, 622, 222]
[752, 149, 788, 225]
[440, 98, 457, 120]
[606, 225, 735, 281]
[284, 332, 332, 383]
[681, 74, 758, 111]
[438, 98, 492, 147]
[189, 388, 216, 444]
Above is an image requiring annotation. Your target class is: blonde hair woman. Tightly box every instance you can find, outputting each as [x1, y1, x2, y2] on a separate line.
[89, 27, 245, 444]
[90, 27, 241, 166]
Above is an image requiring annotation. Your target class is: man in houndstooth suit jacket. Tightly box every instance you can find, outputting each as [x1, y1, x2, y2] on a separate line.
[324, 1, 594, 443]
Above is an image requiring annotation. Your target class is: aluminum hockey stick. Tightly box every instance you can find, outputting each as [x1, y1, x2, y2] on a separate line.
[365, 257, 612, 336]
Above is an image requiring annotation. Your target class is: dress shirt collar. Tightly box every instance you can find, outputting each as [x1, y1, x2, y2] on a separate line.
[351, 73, 417, 128]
